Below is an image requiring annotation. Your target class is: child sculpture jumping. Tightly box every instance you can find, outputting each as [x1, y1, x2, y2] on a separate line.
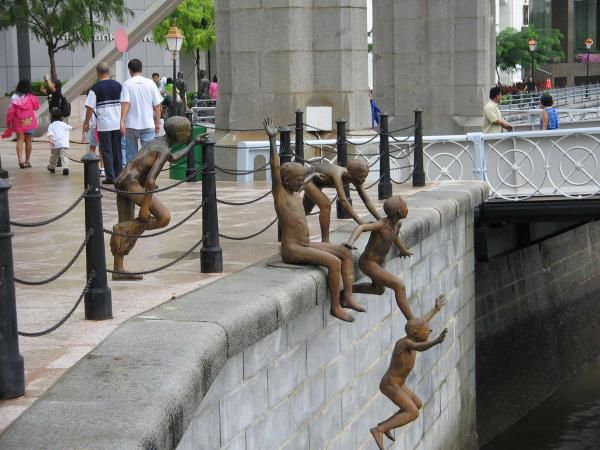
[343, 196, 414, 319]
[264, 118, 364, 322]
[110, 116, 202, 280]
[370, 295, 448, 449]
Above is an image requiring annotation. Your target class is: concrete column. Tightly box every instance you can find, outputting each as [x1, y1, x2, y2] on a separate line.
[373, 0, 495, 135]
[215, 0, 370, 131]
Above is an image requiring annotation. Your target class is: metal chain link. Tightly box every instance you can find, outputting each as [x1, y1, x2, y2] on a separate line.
[14, 228, 94, 285]
[307, 195, 337, 216]
[66, 155, 84, 164]
[219, 217, 278, 240]
[10, 189, 88, 227]
[106, 238, 204, 276]
[18, 270, 96, 337]
[217, 190, 272, 206]
[103, 201, 204, 239]
[100, 168, 202, 195]
[215, 162, 270, 175]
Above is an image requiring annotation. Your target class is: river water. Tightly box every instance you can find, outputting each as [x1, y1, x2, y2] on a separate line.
[483, 357, 600, 450]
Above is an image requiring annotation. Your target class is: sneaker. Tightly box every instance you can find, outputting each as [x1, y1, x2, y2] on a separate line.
[102, 178, 114, 185]
[99, 168, 106, 178]
[47, 165, 55, 174]
[63, 168, 69, 176]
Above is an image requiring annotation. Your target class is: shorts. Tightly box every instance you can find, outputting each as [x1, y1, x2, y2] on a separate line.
[88, 129, 98, 147]
[25, 129, 34, 135]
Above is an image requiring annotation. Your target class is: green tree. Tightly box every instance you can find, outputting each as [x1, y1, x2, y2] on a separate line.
[496, 26, 564, 79]
[0, 0, 132, 81]
[152, 0, 215, 88]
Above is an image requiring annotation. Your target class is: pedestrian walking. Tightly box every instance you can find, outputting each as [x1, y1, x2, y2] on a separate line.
[540, 93, 559, 130]
[209, 74, 219, 101]
[84, 109, 105, 177]
[120, 59, 162, 163]
[2, 79, 40, 168]
[83, 62, 123, 184]
[46, 107, 71, 175]
[40, 75, 70, 119]
[483, 86, 513, 134]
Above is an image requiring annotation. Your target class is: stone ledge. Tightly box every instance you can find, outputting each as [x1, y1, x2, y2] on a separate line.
[0, 181, 488, 450]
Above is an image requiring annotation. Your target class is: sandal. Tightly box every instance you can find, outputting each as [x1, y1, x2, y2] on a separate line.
[24, 162, 31, 168]
[19, 162, 25, 169]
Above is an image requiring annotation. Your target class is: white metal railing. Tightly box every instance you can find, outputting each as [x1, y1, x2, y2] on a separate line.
[500, 83, 600, 111]
[234, 128, 600, 201]
[502, 108, 600, 125]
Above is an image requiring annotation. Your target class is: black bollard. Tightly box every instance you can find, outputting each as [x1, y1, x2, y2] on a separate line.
[200, 138, 223, 273]
[0, 154, 8, 179]
[336, 119, 352, 219]
[0, 179, 25, 399]
[82, 152, 112, 320]
[279, 127, 292, 165]
[278, 127, 292, 241]
[185, 112, 198, 182]
[295, 110, 304, 163]
[378, 113, 393, 200]
[413, 109, 426, 187]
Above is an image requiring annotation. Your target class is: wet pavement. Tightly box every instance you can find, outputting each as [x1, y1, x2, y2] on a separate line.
[0, 136, 424, 433]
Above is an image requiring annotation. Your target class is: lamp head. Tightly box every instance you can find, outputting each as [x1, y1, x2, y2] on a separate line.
[585, 37, 594, 50]
[165, 26, 185, 53]
[528, 38, 537, 52]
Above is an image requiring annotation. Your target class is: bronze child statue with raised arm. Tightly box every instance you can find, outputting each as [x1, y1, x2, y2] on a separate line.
[304, 159, 380, 242]
[110, 116, 203, 280]
[264, 118, 364, 322]
[370, 295, 448, 449]
[343, 196, 414, 319]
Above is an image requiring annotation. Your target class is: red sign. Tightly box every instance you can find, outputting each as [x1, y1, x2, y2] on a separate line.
[115, 28, 128, 52]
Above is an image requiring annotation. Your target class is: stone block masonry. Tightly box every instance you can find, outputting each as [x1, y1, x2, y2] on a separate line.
[0, 181, 487, 449]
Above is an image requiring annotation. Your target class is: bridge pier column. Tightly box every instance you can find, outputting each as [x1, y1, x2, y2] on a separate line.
[215, 0, 370, 131]
[373, 0, 496, 135]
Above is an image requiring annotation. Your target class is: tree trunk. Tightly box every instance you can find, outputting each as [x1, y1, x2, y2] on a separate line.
[48, 44, 57, 82]
[196, 48, 201, 92]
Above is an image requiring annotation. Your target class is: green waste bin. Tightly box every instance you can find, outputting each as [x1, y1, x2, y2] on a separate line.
[169, 125, 206, 181]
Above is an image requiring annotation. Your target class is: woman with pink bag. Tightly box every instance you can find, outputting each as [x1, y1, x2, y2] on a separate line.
[3, 79, 40, 168]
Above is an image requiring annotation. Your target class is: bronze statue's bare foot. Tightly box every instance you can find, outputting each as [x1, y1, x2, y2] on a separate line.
[112, 271, 143, 281]
[340, 297, 367, 313]
[330, 307, 355, 323]
[370, 427, 384, 450]
[384, 430, 395, 441]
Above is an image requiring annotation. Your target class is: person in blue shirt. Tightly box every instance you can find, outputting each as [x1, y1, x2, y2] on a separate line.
[540, 93, 559, 130]
[369, 89, 381, 129]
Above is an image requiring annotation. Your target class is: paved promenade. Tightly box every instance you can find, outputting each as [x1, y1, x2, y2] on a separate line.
[0, 136, 425, 433]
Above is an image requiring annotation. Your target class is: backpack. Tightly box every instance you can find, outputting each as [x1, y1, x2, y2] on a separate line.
[59, 96, 71, 117]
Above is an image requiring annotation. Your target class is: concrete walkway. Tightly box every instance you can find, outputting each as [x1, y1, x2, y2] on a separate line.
[0, 137, 425, 433]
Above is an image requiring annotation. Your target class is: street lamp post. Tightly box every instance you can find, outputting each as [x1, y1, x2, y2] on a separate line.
[528, 38, 537, 85]
[165, 26, 185, 117]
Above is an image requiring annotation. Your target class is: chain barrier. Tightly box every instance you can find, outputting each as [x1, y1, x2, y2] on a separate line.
[215, 162, 270, 175]
[10, 189, 88, 227]
[388, 124, 416, 134]
[14, 229, 94, 285]
[107, 238, 204, 276]
[103, 201, 204, 239]
[66, 155, 84, 164]
[391, 169, 414, 185]
[18, 270, 96, 337]
[345, 134, 379, 146]
[349, 177, 383, 191]
[100, 168, 202, 195]
[390, 134, 413, 143]
[219, 217, 278, 240]
[217, 190, 272, 206]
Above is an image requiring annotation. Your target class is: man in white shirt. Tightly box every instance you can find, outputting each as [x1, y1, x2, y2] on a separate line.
[120, 59, 163, 163]
[483, 86, 513, 134]
[83, 62, 122, 183]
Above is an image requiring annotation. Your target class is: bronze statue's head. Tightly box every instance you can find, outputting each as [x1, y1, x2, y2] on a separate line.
[347, 159, 369, 185]
[281, 162, 306, 192]
[383, 196, 408, 220]
[164, 117, 192, 145]
[405, 318, 431, 342]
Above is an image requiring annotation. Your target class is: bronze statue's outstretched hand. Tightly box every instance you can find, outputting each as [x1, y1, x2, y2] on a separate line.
[434, 294, 446, 311]
[263, 118, 277, 138]
[434, 328, 448, 345]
